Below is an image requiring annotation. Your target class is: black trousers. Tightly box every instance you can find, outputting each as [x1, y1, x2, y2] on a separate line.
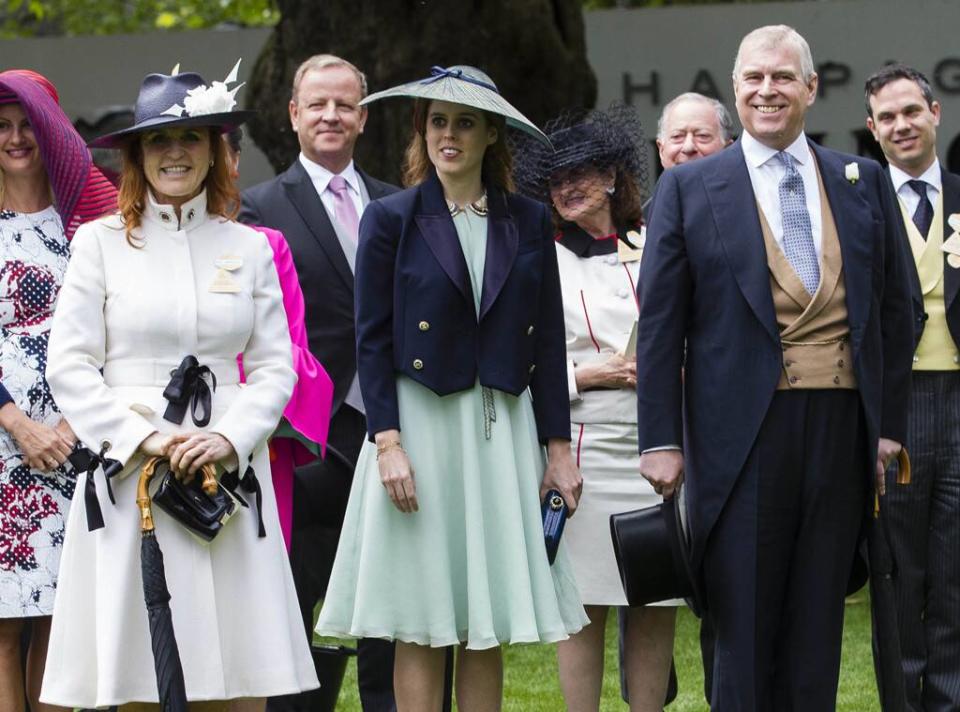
[704, 390, 867, 712]
[884, 372, 960, 712]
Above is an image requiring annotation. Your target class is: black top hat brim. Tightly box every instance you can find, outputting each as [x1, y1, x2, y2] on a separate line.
[609, 485, 705, 616]
[89, 110, 255, 149]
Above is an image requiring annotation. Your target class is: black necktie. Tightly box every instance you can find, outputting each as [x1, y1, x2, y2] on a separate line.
[907, 179, 934, 240]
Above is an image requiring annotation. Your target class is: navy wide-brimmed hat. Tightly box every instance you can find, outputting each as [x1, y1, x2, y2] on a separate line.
[90, 60, 254, 149]
[610, 483, 705, 616]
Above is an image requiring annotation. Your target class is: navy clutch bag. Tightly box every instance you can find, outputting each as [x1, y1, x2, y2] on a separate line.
[541, 489, 568, 565]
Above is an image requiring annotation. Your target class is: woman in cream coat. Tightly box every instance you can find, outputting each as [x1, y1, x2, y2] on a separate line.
[39, 68, 317, 710]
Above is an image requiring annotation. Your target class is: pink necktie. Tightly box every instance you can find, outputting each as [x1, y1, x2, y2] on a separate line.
[328, 175, 360, 243]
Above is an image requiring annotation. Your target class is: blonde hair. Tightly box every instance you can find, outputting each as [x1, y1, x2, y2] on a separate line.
[291, 54, 367, 102]
[116, 127, 239, 246]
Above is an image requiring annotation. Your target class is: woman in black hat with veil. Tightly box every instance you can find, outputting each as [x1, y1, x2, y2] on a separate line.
[514, 106, 680, 711]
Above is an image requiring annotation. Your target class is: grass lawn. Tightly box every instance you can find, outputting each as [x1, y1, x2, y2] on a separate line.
[331, 593, 879, 710]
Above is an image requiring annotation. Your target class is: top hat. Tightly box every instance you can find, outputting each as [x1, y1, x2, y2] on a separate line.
[361, 65, 550, 147]
[609, 483, 705, 616]
[90, 60, 254, 149]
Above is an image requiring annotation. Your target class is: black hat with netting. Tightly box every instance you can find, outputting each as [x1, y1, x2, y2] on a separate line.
[512, 103, 648, 206]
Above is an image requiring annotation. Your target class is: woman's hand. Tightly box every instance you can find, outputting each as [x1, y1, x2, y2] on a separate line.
[0, 403, 73, 472]
[164, 432, 238, 480]
[541, 439, 583, 515]
[575, 352, 636, 391]
[376, 429, 418, 513]
[55, 417, 78, 447]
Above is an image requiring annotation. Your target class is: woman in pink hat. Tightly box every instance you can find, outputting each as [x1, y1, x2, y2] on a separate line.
[0, 68, 116, 712]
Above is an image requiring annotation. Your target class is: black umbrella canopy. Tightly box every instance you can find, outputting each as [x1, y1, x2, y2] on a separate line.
[869, 448, 913, 711]
[137, 457, 188, 712]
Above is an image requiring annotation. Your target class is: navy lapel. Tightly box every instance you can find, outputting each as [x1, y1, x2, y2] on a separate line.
[415, 174, 473, 304]
[282, 161, 354, 291]
[358, 168, 394, 201]
[479, 188, 518, 320]
[700, 141, 779, 344]
[941, 168, 960, 310]
[811, 142, 873, 348]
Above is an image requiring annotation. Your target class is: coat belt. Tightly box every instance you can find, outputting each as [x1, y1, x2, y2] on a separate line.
[102, 358, 240, 388]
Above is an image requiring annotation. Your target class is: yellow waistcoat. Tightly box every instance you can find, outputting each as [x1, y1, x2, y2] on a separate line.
[903, 192, 960, 370]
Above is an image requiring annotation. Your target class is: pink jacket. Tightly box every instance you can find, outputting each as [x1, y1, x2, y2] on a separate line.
[240, 226, 333, 451]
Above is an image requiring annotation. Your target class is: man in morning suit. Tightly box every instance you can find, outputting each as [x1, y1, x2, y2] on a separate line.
[866, 63, 960, 711]
[636, 26, 913, 710]
[240, 54, 397, 712]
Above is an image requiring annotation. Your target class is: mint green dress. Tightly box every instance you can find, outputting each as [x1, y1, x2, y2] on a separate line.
[315, 208, 587, 649]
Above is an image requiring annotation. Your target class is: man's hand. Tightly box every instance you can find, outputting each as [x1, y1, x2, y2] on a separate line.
[639, 449, 684, 499]
[541, 439, 583, 515]
[875, 437, 902, 497]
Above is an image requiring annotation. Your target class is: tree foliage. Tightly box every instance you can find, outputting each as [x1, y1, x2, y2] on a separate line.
[0, 0, 278, 37]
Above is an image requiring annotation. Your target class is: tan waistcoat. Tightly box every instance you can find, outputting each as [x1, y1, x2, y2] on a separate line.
[756, 161, 858, 391]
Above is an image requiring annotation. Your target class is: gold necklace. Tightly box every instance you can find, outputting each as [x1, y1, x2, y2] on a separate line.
[446, 192, 488, 218]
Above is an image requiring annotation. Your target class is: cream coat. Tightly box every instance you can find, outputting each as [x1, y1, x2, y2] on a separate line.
[40, 191, 317, 707]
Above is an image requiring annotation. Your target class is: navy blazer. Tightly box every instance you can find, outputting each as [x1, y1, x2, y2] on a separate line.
[240, 161, 397, 414]
[903, 167, 960, 349]
[636, 139, 914, 567]
[355, 172, 569, 443]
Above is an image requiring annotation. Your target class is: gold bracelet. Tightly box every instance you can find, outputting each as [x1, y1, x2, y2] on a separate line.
[376, 441, 404, 460]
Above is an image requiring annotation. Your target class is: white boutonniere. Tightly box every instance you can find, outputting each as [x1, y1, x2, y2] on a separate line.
[845, 162, 860, 184]
[162, 59, 244, 119]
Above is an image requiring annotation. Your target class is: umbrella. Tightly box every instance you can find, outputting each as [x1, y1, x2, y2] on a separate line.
[869, 448, 912, 712]
[136, 456, 188, 712]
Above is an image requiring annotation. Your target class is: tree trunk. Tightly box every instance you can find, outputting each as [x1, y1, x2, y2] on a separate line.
[246, 0, 597, 185]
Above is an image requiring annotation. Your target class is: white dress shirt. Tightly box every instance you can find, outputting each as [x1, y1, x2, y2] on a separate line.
[889, 159, 941, 216]
[741, 131, 823, 263]
[298, 153, 366, 220]
[298, 153, 368, 415]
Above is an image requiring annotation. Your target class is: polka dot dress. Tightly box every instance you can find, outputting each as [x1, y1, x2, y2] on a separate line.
[0, 207, 76, 618]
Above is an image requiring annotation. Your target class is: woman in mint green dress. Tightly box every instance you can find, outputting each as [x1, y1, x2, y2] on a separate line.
[315, 66, 588, 709]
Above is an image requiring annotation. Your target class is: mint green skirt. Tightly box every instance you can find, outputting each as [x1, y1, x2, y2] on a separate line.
[315, 377, 587, 649]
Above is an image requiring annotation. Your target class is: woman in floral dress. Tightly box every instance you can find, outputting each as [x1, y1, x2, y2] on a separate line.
[0, 69, 116, 712]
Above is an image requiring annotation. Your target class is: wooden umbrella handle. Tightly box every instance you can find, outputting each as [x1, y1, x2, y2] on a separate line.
[137, 455, 163, 533]
[896, 447, 911, 485]
[199, 463, 218, 496]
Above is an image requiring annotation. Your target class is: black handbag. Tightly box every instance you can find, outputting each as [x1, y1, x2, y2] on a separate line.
[151, 459, 237, 542]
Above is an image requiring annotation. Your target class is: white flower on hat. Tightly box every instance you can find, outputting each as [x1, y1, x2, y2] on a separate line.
[162, 59, 244, 118]
[845, 162, 860, 184]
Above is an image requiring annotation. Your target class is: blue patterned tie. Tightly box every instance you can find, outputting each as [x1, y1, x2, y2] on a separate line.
[907, 179, 934, 240]
[777, 151, 819, 294]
